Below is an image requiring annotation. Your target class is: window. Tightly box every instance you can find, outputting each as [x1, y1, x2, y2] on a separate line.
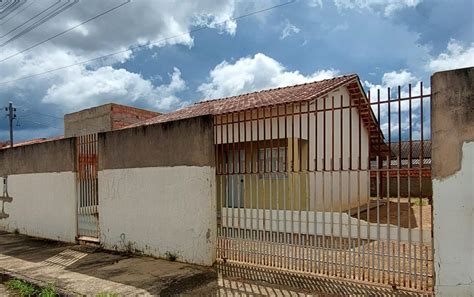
[258, 147, 287, 178]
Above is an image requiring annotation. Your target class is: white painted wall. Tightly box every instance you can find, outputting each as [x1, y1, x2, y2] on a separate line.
[433, 141, 474, 296]
[98, 166, 216, 266]
[0, 172, 76, 242]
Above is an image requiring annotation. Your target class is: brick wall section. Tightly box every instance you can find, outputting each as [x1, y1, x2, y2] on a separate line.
[64, 103, 160, 137]
[111, 104, 160, 130]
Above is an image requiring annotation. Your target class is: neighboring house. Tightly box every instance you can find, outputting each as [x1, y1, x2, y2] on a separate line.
[136, 74, 385, 212]
[64, 103, 160, 137]
[371, 140, 432, 197]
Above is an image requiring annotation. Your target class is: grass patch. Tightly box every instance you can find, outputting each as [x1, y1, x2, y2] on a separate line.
[38, 284, 57, 297]
[5, 279, 57, 297]
[6, 279, 37, 296]
[412, 198, 429, 206]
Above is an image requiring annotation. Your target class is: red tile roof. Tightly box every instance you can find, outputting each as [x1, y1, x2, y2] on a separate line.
[132, 74, 359, 126]
[0, 136, 64, 150]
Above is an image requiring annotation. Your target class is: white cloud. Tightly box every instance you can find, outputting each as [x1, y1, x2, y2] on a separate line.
[381, 70, 417, 87]
[0, 1, 238, 57]
[364, 70, 428, 101]
[427, 40, 474, 72]
[280, 19, 300, 40]
[43, 67, 186, 112]
[0, 0, 240, 118]
[334, 0, 422, 16]
[364, 70, 431, 140]
[198, 53, 338, 99]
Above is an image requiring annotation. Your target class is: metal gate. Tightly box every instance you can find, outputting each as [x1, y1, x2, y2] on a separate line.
[215, 83, 433, 292]
[76, 133, 99, 241]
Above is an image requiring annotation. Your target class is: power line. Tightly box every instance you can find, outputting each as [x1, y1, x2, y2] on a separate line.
[0, 0, 62, 39]
[18, 108, 63, 120]
[0, 0, 79, 48]
[0, 1, 296, 86]
[0, 0, 131, 63]
[0, 0, 26, 21]
[0, 0, 36, 26]
[17, 117, 60, 129]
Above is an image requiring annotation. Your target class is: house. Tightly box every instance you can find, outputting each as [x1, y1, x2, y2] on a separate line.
[370, 140, 432, 197]
[0, 72, 433, 273]
[136, 74, 385, 214]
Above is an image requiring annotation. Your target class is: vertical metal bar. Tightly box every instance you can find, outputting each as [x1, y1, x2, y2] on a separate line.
[397, 86, 402, 286]
[358, 93, 365, 281]
[284, 103, 288, 270]
[291, 103, 295, 270]
[225, 113, 230, 254]
[243, 110, 247, 264]
[419, 82, 424, 290]
[306, 100, 310, 273]
[386, 87, 392, 285]
[313, 100, 319, 274]
[339, 94, 344, 278]
[376, 89, 381, 283]
[365, 92, 375, 282]
[330, 95, 335, 276]
[276, 105, 281, 268]
[262, 107, 268, 266]
[249, 110, 255, 263]
[298, 101, 303, 271]
[322, 96, 327, 276]
[256, 107, 261, 265]
[408, 84, 413, 288]
[348, 92, 354, 280]
[269, 106, 274, 267]
[236, 112, 241, 264]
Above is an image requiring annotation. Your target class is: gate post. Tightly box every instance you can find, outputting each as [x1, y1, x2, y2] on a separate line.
[431, 67, 474, 296]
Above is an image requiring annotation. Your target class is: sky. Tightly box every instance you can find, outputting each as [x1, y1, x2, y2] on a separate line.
[0, 0, 473, 142]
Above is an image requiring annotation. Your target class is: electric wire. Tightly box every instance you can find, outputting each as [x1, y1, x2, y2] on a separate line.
[0, 0, 79, 47]
[0, 0, 130, 63]
[0, 0, 36, 26]
[0, 0, 26, 20]
[0, 0, 296, 86]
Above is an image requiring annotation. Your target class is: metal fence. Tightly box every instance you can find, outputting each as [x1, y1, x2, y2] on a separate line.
[215, 83, 433, 292]
[76, 133, 99, 240]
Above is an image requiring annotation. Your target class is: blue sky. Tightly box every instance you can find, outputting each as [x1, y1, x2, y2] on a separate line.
[0, 0, 473, 142]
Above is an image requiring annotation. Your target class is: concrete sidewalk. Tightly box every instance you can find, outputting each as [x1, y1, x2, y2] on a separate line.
[0, 231, 418, 296]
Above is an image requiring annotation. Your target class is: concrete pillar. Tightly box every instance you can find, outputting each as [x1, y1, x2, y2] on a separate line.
[431, 67, 474, 296]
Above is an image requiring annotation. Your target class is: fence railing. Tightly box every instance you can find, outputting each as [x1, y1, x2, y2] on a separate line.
[215, 82, 433, 292]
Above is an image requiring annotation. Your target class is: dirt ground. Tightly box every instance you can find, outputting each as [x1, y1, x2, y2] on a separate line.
[356, 198, 432, 230]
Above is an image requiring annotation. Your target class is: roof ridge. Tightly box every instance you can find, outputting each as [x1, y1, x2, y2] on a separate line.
[193, 73, 357, 106]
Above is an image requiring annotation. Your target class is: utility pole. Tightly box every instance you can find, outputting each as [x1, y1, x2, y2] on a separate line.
[4, 102, 16, 147]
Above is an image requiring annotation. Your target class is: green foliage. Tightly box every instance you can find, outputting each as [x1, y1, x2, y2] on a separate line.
[6, 279, 37, 296]
[6, 279, 57, 297]
[38, 284, 57, 297]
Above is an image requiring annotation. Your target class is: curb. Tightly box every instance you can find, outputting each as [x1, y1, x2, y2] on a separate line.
[0, 268, 81, 296]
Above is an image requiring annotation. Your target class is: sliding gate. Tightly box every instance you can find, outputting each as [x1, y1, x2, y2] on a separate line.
[76, 134, 100, 241]
[215, 83, 433, 292]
